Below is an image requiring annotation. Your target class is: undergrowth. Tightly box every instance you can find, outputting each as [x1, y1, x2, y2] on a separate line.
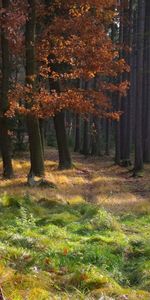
[0, 193, 149, 299]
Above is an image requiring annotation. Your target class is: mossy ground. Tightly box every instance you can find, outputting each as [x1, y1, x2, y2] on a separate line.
[0, 150, 150, 299]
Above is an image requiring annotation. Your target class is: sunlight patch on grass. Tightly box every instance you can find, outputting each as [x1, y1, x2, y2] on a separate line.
[0, 194, 149, 299]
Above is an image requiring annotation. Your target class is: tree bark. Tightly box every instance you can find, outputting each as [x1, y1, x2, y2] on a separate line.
[74, 113, 81, 152]
[26, 0, 44, 176]
[134, 0, 145, 174]
[54, 111, 72, 169]
[0, 0, 14, 178]
[91, 116, 101, 156]
[81, 118, 89, 156]
[115, 109, 121, 165]
[105, 118, 110, 156]
[143, 0, 150, 162]
[115, 1, 123, 165]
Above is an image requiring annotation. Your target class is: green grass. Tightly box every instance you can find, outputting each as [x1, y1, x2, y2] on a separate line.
[0, 194, 150, 299]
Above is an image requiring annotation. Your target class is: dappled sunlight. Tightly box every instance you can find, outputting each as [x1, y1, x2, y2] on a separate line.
[0, 150, 150, 299]
[92, 175, 119, 183]
[0, 193, 149, 299]
[0, 149, 150, 214]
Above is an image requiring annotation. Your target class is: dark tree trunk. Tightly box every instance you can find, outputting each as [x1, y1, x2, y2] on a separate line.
[91, 116, 101, 156]
[115, 111, 121, 165]
[105, 118, 110, 156]
[125, 0, 134, 166]
[74, 114, 81, 152]
[54, 111, 72, 169]
[26, 0, 44, 176]
[134, 0, 145, 174]
[65, 110, 73, 137]
[143, 0, 150, 162]
[120, 0, 132, 167]
[27, 115, 45, 176]
[39, 119, 45, 154]
[0, 0, 14, 178]
[115, 1, 123, 165]
[81, 118, 89, 156]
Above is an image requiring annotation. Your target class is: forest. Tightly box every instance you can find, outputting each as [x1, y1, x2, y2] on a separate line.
[0, 0, 150, 299]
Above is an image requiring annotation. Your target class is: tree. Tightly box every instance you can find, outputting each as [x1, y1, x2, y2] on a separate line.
[6, 0, 129, 173]
[143, 0, 150, 163]
[0, 0, 14, 178]
[120, 0, 133, 167]
[134, 0, 145, 174]
[74, 113, 81, 152]
[54, 111, 72, 169]
[26, 0, 45, 177]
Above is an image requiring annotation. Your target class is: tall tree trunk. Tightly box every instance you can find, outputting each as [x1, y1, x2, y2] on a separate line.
[81, 118, 89, 156]
[134, 0, 145, 174]
[39, 119, 45, 154]
[91, 116, 101, 156]
[105, 118, 110, 156]
[0, 0, 14, 178]
[143, 0, 150, 162]
[54, 111, 72, 169]
[27, 115, 45, 176]
[115, 111, 121, 164]
[74, 113, 81, 152]
[26, 0, 44, 176]
[115, 1, 123, 165]
[120, 0, 132, 166]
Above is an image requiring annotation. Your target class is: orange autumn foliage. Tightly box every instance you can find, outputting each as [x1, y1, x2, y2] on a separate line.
[5, 0, 129, 120]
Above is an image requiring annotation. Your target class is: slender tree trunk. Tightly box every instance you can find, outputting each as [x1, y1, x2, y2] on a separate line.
[0, 0, 14, 178]
[39, 119, 45, 154]
[120, 0, 132, 166]
[105, 118, 110, 156]
[143, 0, 150, 162]
[134, 0, 145, 174]
[115, 111, 121, 164]
[91, 116, 101, 156]
[26, 0, 44, 176]
[74, 113, 80, 152]
[54, 111, 72, 169]
[81, 118, 89, 156]
[115, 1, 123, 165]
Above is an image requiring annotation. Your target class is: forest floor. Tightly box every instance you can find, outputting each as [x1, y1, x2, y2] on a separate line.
[0, 149, 150, 299]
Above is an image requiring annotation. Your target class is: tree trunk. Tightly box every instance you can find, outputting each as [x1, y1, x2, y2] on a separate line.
[74, 113, 81, 152]
[27, 115, 45, 176]
[39, 119, 45, 154]
[120, 0, 132, 166]
[81, 118, 89, 156]
[134, 0, 145, 174]
[91, 116, 101, 156]
[115, 1, 123, 165]
[26, 0, 44, 176]
[105, 118, 110, 156]
[0, 0, 14, 178]
[143, 0, 150, 162]
[54, 111, 72, 169]
[115, 112, 121, 165]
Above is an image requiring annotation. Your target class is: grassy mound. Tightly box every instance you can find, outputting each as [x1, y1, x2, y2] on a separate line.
[0, 194, 149, 299]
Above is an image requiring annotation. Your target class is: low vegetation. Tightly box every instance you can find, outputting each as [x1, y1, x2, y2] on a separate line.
[0, 153, 149, 300]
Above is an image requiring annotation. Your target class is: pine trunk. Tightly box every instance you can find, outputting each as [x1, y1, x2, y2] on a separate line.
[143, 0, 150, 162]
[134, 0, 145, 174]
[74, 114, 80, 152]
[81, 118, 89, 156]
[0, 0, 14, 178]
